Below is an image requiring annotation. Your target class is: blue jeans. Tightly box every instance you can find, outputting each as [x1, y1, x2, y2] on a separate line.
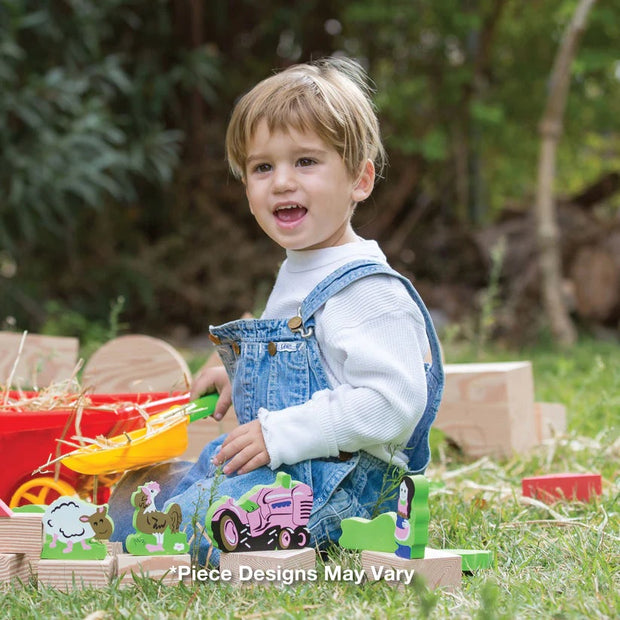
[109, 259, 443, 566]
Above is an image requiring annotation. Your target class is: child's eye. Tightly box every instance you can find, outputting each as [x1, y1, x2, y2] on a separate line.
[297, 158, 316, 167]
[253, 163, 271, 173]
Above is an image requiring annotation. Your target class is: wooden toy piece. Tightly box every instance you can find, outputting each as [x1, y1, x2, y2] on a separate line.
[339, 512, 397, 553]
[207, 471, 313, 553]
[0, 511, 44, 568]
[117, 553, 191, 586]
[0, 553, 30, 584]
[41, 498, 113, 560]
[0, 498, 13, 517]
[534, 402, 567, 442]
[338, 474, 430, 558]
[0, 331, 79, 389]
[522, 473, 602, 503]
[220, 548, 316, 586]
[81, 334, 190, 393]
[434, 361, 537, 458]
[37, 555, 115, 590]
[361, 548, 462, 590]
[445, 549, 494, 571]
[394, 475, 429, 560]
[126, 481, 189, 556]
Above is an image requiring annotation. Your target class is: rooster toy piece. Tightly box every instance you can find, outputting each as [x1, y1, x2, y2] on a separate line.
[126, 480, 189, 556]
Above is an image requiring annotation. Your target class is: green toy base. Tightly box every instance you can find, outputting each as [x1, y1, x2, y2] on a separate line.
[447, 549, 494, 571]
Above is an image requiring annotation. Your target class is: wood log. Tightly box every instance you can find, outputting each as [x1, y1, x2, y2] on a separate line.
[569, 246, 619, 321]
[82, 335, 190, 393]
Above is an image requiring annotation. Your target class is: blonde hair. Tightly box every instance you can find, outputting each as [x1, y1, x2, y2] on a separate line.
[225, 57, 386, 182]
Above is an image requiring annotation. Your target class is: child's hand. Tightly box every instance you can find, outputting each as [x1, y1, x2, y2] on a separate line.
[213, 420, 270, 475]
[190, 364, 232, 421]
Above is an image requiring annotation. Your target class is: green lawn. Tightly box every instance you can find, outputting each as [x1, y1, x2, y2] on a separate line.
[2, 337, 618, 619]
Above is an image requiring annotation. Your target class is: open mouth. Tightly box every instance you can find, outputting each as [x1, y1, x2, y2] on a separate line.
[274, 204, 307, 224]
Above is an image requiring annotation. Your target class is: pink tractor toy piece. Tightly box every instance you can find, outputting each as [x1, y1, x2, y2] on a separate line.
[207, 471, 313, 553]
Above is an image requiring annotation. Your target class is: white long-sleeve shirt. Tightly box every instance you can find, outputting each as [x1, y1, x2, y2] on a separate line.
[257, 239, 429, 470]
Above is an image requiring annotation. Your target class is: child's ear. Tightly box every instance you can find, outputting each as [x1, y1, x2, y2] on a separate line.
[352, 159, 375, 203]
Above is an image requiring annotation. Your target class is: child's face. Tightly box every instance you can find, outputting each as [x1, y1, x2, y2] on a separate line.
[243, 120, 374, 251]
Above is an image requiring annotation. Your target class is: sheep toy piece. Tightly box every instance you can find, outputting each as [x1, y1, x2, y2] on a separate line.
[41, 497, 114, 560]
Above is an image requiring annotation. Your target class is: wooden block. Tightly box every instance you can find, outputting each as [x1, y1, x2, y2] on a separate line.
[220, 548, 317, 585]
[105, 541, 123, 557]
[82, 335, 190, 393]
[181, 414, 239, 461]
[362, 548, 462, 590]
[534, 402, 567, 442]
[0, 553, 30, 584]
[522, 473, 602, 502]
[37, 556, 115, 590]
[434, 362, 536, 458]
[117, 553, 190, 586]
[0, 513, 43, 565]
[0, 332, 78, 389]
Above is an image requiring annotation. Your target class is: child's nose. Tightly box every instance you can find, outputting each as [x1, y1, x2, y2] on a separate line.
[272, 165, 297, 192]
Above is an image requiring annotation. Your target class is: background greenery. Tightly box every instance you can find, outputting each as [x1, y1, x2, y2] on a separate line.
[1, 0, 619, 341]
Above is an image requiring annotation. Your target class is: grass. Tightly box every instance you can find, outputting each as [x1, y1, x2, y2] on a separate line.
[2, 337, 618, 619]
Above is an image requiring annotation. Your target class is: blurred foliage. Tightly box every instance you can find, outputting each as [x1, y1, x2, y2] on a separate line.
[0, 0, 618, 338]
[343, 0, 620, 219]
[0, 0, 219, 247]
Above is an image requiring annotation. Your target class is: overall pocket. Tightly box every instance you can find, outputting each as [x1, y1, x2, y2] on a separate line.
[265, 340, 311, 412]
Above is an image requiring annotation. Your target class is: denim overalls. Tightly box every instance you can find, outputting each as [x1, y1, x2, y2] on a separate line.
[109, 259, 443, 566]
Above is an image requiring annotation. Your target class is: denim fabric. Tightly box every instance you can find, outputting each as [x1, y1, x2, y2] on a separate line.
[109, 259, 443, 566]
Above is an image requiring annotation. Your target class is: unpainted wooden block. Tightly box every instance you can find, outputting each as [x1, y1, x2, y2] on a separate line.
[0, 332, 79, 388]
[534, 402, 567, 442]
[117, 553, 191, 586]
[220, 548, 317, 585]
[105, 541, 123, 557]
[0, 553, 31, 585]
[361, 548, 462, 590]
[434, 362, 537, 458]
[82, 335, 190, 393]
[37, 555, 115, 590]
[0, 513, 43, 567]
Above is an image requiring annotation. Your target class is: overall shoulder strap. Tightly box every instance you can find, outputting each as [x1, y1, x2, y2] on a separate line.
[300, 259, 443, 377]
[300, 258, 445, 473]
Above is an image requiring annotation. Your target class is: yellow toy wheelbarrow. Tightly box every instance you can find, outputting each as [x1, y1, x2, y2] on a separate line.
[60, 394, 218, 476]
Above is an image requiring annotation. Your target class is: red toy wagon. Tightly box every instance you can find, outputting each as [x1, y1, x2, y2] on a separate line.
[0, 391, 190, 508]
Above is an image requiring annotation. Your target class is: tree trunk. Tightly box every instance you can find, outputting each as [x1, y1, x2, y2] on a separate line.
[534, 0, 597, 346]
